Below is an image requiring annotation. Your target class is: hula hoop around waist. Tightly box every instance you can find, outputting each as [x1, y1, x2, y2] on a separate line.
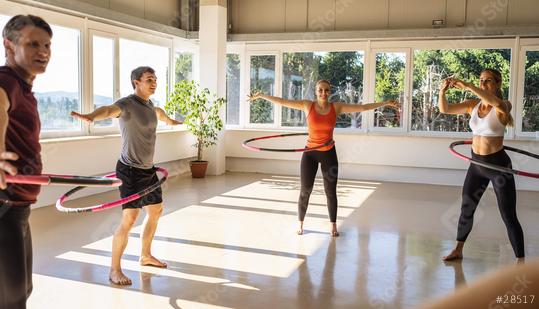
[449, 140, 539, 178]
[56, 167, 168, 213]
[242, 133, 335, 152]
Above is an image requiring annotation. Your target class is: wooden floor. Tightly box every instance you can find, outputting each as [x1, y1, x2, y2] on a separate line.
[27, 172, 539, 309]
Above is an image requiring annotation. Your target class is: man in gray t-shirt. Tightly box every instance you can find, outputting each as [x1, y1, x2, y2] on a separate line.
[71, 66, 181, 285]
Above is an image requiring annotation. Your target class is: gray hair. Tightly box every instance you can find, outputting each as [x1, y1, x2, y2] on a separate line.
[2, 15, 52, 43]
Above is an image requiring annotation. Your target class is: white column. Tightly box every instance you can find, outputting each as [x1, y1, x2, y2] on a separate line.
[199, 0, 227, 175]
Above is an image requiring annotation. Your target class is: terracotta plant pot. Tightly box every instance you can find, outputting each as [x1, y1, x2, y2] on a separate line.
[190, 160, 208, 178]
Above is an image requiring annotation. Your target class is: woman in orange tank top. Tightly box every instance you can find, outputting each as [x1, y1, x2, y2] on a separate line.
[248, 80, 399, 236]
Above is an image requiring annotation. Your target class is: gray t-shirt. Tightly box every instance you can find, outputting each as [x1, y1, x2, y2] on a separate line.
[114, 94, 157, 169]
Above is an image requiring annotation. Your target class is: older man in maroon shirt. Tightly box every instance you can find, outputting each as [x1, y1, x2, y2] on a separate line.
[0, 15, 52, 309]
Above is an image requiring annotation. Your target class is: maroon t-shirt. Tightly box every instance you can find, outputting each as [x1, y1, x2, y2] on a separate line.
[0, 66, 42, 204]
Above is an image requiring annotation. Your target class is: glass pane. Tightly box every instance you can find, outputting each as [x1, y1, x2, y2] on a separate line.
[175, 51, 193, 82]
[412, 49, 511, 132]
[281, 51, 364, 128]
[281, 52, 318, 127]
[250, 55, 275, 124]
[93, 36, 114, 127]
[226, 54, 240, 125]
[170, 51, 193, 122]
[34, 25, 81, 132]
[119, 38, 169, 111]
[374, 52, 405, 128]
[323, 52, 364, 129]
[522, 50, 539, 132]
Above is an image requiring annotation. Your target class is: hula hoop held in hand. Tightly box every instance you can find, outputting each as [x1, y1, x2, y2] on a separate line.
[449, 140, 539, 178]
[5, 173, 122, 187]
[56, 167, 168, 213]
[242, 133, 335, 152]
[1, 173, 122, 207]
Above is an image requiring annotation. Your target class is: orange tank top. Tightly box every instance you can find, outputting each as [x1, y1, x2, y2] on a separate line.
[306, 102, 336, 151]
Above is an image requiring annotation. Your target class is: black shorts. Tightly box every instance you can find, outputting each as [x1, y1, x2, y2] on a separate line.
[116, 160, 163, 210]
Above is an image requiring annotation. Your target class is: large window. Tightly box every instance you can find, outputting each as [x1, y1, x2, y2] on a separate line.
[281, 51, 364, 128]
[92, 35, 115, 127]
[374, 52, 405, 128]
[34, 24, 81, 132]
[0, 18, 82, 132]
[522, 50, 539, 132]
[412, 49, 511, 132]
[0, 5, 186, 137]
[249, 55, 275, 124]
[226, 53, 241, 125]
[119, 38, 169, 110]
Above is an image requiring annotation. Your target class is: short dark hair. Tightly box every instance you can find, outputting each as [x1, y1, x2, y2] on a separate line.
[2, 15, 52, 43]
[130, 66, 155, 89]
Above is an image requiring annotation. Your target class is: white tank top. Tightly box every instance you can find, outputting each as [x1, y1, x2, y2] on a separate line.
[469, 102, 505, 137]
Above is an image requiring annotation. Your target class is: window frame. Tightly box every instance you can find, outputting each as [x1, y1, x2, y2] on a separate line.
[368, 47, 411, 134]
[281, 47, 368, 131]
[87, 20, 174, 130]
[245, 50, 281, 128]
[87, 29, 119, 135]
[224, 44, 245, 127]
[0, 2, 186, 138]
[173, 37, 199, 83]
[515, 39, 539, 139]
[403, 39, 516, 138]
[0, 3, 87, 139]
[239, 42, 370, 131]
[231, 38, 526, 139]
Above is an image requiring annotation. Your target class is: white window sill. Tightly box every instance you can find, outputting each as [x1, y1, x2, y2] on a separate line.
[40, 127, 188, 144]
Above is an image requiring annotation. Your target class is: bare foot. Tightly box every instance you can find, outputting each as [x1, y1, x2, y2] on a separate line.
[443, 250, 463, 261]
[109, 269, 132, 285]
[330, 223, 339, 237]
[516, 257, 525, 264]
[297, 221, 304, 235]
[140, 255, 167, 268]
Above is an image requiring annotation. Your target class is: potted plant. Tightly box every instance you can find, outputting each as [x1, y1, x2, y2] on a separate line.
[165, 79, 225, 178]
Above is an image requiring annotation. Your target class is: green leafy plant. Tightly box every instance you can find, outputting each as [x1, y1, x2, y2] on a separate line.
[165, 80, 225, 161]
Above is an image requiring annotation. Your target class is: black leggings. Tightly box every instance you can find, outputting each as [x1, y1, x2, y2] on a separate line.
[0, 205, 32, 309]
[457, 149, 524, 258]
[298, 146, 338, 222]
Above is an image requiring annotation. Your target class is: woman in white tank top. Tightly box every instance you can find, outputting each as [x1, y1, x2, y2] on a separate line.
[438, 69, 525, 264]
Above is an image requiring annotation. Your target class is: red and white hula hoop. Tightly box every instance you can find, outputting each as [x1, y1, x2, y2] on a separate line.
[5, 173, 122, 186]
[449, 140, 539, 178]
[0, 173, 121, 207]
[242, 133, 334, 152]
[56, 167, 168, 213]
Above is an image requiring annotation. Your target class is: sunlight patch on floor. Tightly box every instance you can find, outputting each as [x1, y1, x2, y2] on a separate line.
[28, 274, 235, 309]
[202, 195, 355, 216]
[82, 236, 304, 278]
[41, 175, 378, 308]
[56, 251, 258, 289]
[222, 177, 375, 208]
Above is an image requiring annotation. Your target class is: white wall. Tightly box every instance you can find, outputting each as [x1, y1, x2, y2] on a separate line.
[36, 130, 196, 208]
[225, 130, 539, 191]
[68, 0, 182, 27]
[230, 0, 539, 33]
